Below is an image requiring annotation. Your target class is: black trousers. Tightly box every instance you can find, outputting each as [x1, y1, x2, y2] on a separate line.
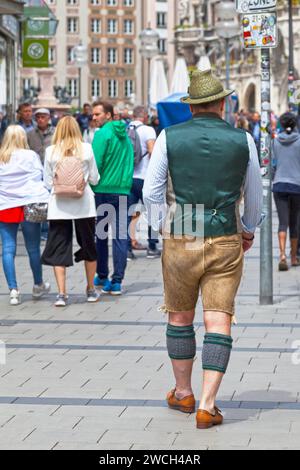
[273, 192, 300, 239]
[41, 218, 97, 267]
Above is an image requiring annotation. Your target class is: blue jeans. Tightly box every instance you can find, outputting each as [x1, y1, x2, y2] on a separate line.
[128, 178, 159, 251]
[95, 193, 128, 284]
[0, 221, 43, 290]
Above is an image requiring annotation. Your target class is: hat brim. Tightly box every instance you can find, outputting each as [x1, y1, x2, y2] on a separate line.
[180, 89, 234, 105]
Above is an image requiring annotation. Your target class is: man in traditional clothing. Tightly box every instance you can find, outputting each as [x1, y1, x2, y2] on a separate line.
[143, 70, 263, 429]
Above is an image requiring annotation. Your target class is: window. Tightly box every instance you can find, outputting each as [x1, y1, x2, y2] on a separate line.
[91, 18, 101, 33]
[23, 78, 32, 91]
[108, 79, 118, 98]
[67, 17, 78, 33]
[91, 47, 101, 64]
[91, 79, 102, 98]
[124, 48, 133, 65]
[67, 47, 75, 63]
[158, 38, 166, 54]
[107, 48, 117, 64]
[107, 0, 117, 5]
[90, 0, 100, 4]
[68, 79, 78, 97]
[123, 0, 133, 6]
[124, 79, 133, 98]
[107, 19, 118, 34]
[49, 46, 56, 63]
[124, 19, 133, 34]
[67, 0, 78, 5]
[157, 12, 167, 28]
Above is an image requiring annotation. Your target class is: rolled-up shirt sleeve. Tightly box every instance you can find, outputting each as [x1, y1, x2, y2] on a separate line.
[143, 130, 168, 231]
[241, 133, 264, 233]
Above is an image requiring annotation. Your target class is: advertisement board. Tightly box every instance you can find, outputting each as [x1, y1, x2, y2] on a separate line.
[242, 13, 277, 49]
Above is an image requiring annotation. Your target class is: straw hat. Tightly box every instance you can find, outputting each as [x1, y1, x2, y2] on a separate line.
[181, 70, 234, 105]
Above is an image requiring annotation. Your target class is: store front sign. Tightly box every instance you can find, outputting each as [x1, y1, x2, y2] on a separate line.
[23, 38, 49, 68]
[25, 19, 49, 37]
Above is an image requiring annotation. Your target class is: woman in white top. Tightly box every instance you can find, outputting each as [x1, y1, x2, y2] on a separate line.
[0, 125, 50, 306]
[42, 116, 100, 307]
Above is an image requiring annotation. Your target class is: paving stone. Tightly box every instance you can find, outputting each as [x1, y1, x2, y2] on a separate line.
[1, 217, 300, 449]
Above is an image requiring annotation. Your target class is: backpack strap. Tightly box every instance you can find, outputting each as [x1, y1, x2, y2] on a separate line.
[128, 123, 148, 161]
[129, 123, 145, 130]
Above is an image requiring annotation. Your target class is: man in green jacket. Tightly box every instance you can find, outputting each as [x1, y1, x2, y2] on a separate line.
[91, 101, 134, 295]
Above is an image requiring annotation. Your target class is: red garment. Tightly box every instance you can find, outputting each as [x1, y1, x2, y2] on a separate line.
[0, 207, 24, 223]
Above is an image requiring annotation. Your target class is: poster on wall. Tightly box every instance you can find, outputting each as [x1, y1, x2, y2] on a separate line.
[242, 12, 278, 49]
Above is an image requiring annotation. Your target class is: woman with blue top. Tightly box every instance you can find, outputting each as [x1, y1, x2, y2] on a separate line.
[273, 113, 300, 271]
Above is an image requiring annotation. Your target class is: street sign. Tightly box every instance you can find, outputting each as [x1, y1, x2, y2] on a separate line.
[236, 0, 277, 13]
[242, 12, 277, 49]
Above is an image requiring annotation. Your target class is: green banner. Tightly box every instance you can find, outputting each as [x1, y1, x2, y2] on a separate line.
[23, 38, 49, 68]
[24, 19, 49, 37]
[24, 6, 50, 19]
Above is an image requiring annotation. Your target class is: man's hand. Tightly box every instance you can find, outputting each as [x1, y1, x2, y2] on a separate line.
[242, 232, 255, 252]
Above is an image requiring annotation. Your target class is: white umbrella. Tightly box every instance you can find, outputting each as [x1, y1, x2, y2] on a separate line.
[150, 58, 169, 107]
[170, 57, 190, 94]
[197, 55, 211, 72]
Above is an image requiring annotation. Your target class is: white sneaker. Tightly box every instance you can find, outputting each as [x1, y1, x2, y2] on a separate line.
[32, 282, 51, 299]
[86, 289, 100, 303]
[55, 294, 68, 307]
[10, 289, 21, 306]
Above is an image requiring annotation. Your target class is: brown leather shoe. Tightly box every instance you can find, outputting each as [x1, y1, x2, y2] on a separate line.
[196, 407, 223, 429]
[167, 389, 196, 414]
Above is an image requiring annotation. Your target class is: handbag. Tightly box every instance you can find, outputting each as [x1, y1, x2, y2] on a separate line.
[24, 203, 48, 223]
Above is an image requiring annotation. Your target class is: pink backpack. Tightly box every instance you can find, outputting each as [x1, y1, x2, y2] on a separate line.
[53, 156, 86, 198]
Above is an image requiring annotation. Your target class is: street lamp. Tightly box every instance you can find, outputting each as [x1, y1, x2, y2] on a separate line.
[139, 25, 159, 116]
[73, 41, 88, 110]
[215, 1, 240, 123]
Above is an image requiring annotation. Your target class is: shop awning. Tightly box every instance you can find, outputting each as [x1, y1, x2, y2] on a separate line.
[0, 0, 24, 15]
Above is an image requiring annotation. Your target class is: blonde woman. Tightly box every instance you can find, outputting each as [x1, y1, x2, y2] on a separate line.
[42, 116, 100, 307]
[0, 125, 50, 305]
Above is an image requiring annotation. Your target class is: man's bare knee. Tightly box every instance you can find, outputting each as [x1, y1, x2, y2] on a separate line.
[169, 310, 195, 327]
[204, 310, 232, 334]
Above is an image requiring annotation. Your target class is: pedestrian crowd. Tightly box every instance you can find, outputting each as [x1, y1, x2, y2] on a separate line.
[0, 101, 160, 306]
[1, 96, 300, 309]
[235, 108, 300, 270]
[1, 70, 299, 431]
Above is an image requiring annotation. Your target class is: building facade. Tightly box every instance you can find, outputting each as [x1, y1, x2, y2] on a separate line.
[0, 0, 23, 119]
[174, 0, 300, 116]
[22, 0, 137, 108]
[136, 0, 178, 105]
[20, 0, 181, 109]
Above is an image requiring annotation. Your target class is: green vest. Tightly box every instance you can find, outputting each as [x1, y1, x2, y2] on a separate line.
[165, 114, 250, 237]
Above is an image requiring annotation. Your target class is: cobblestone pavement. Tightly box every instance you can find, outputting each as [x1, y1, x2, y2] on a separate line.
[1, 218, 300, 450]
